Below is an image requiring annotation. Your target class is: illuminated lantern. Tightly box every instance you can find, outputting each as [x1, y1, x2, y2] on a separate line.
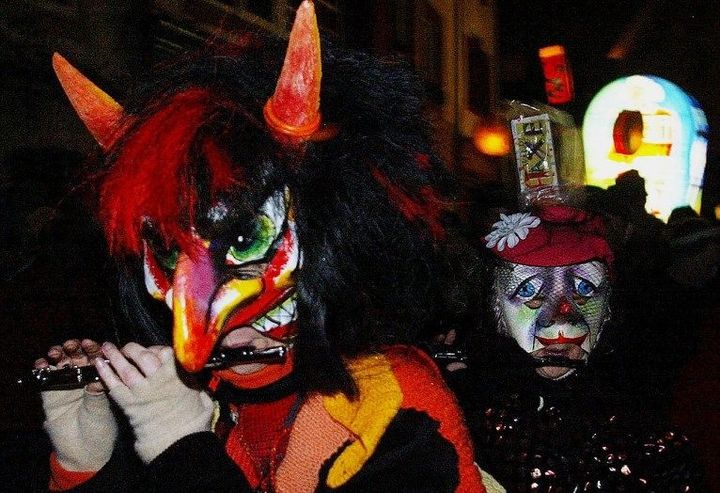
[473, 117, 512, 157]
[539, 45, 575, 105]
[583, 75, 708, 221]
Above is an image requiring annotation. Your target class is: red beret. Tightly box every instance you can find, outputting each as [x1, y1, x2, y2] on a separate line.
[484, 204, 613, 268]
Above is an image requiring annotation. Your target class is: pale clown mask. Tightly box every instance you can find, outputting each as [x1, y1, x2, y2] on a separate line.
[493, 260, 610, 378]
[485, 206, 614, 379]
[142, 189, 300, 373]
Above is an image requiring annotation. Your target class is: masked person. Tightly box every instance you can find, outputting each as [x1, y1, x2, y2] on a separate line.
[31, 2, 487, 491]
[448, 204, 702, 492]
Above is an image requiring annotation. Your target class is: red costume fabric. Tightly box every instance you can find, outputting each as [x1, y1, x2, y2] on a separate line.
[49, 346, 486, 492]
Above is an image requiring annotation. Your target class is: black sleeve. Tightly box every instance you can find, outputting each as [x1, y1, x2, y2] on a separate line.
[60, 432, 250, 493]
[144, 432, 251, 492]
[318, 409, 460, 493]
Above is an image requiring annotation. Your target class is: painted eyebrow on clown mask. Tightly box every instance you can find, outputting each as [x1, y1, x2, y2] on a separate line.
[502, 263, 547, 297]
[566, 261, 608, 289]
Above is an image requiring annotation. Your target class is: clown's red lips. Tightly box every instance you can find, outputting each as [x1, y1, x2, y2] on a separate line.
[536, 333, 588, 347]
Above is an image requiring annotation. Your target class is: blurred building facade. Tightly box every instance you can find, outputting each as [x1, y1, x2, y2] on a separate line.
[0, 0, 500, 180]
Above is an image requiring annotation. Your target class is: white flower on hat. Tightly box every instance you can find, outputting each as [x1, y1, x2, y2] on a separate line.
[485, 212, 541, 251]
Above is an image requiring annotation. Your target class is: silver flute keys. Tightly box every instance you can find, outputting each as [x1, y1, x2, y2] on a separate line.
[15, 346, 288, 392]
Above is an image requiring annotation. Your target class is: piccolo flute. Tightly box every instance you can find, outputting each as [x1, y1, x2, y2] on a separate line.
[532, 355, 587, 369]
[14, 346, 288, 392]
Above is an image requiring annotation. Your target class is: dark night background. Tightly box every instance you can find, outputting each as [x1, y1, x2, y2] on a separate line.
[0, 0, 719, 489]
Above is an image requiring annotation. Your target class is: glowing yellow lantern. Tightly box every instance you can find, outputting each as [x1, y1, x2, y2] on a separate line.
[583, 75, 708, 221]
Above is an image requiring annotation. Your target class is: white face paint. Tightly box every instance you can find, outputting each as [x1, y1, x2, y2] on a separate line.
[493, 260, 610, 378]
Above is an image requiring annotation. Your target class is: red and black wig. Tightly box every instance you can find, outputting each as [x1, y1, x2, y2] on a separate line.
[98, 37, 466, 396]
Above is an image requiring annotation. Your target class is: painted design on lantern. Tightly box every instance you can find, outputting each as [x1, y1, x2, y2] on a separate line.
[484, 213, 541, 251]
[493, 260, 610, 374]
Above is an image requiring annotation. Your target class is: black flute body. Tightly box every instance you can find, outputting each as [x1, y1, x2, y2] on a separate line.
[15, 346, 288, 392]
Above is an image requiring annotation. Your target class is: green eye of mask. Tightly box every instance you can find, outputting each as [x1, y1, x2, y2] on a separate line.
[226, 214, 277, 265]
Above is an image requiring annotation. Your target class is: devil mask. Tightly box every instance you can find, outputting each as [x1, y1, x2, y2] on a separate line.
[51, 0, 453, 398]
[52, 0, 321, 375]
[485, 205, 613, 379]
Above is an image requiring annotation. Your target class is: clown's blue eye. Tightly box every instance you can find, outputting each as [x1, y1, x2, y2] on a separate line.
[517, 283, 536, 297]
[225, 215, 277, 266]
[574, 278, 596, 297]
[515, 278, 542, 299]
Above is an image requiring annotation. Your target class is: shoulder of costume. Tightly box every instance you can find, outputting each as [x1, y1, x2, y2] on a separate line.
[381, 344, 445, 377]
[275, 345, 482, 490]
[279, 345, 447, 489]
[323, 345, 481, 489]
[334, 344, 457, 415]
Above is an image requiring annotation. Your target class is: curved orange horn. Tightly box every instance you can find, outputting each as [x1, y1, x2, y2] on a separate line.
[263, 0, 322, 140]
[52, 53, 125, 149]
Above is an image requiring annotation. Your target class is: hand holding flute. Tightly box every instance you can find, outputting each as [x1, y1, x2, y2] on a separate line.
[36, 338, 219, 471]
[34, 337, 290, 472]
[97, 342, 215, 464]
[36, 339, 117, 473]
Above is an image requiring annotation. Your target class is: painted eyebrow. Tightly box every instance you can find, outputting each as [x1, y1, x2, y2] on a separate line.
[504, 263, 545, 290]
[510, 274, 544, 298]
[569, 261, 607, 286]
[571, 276, 597, 293]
